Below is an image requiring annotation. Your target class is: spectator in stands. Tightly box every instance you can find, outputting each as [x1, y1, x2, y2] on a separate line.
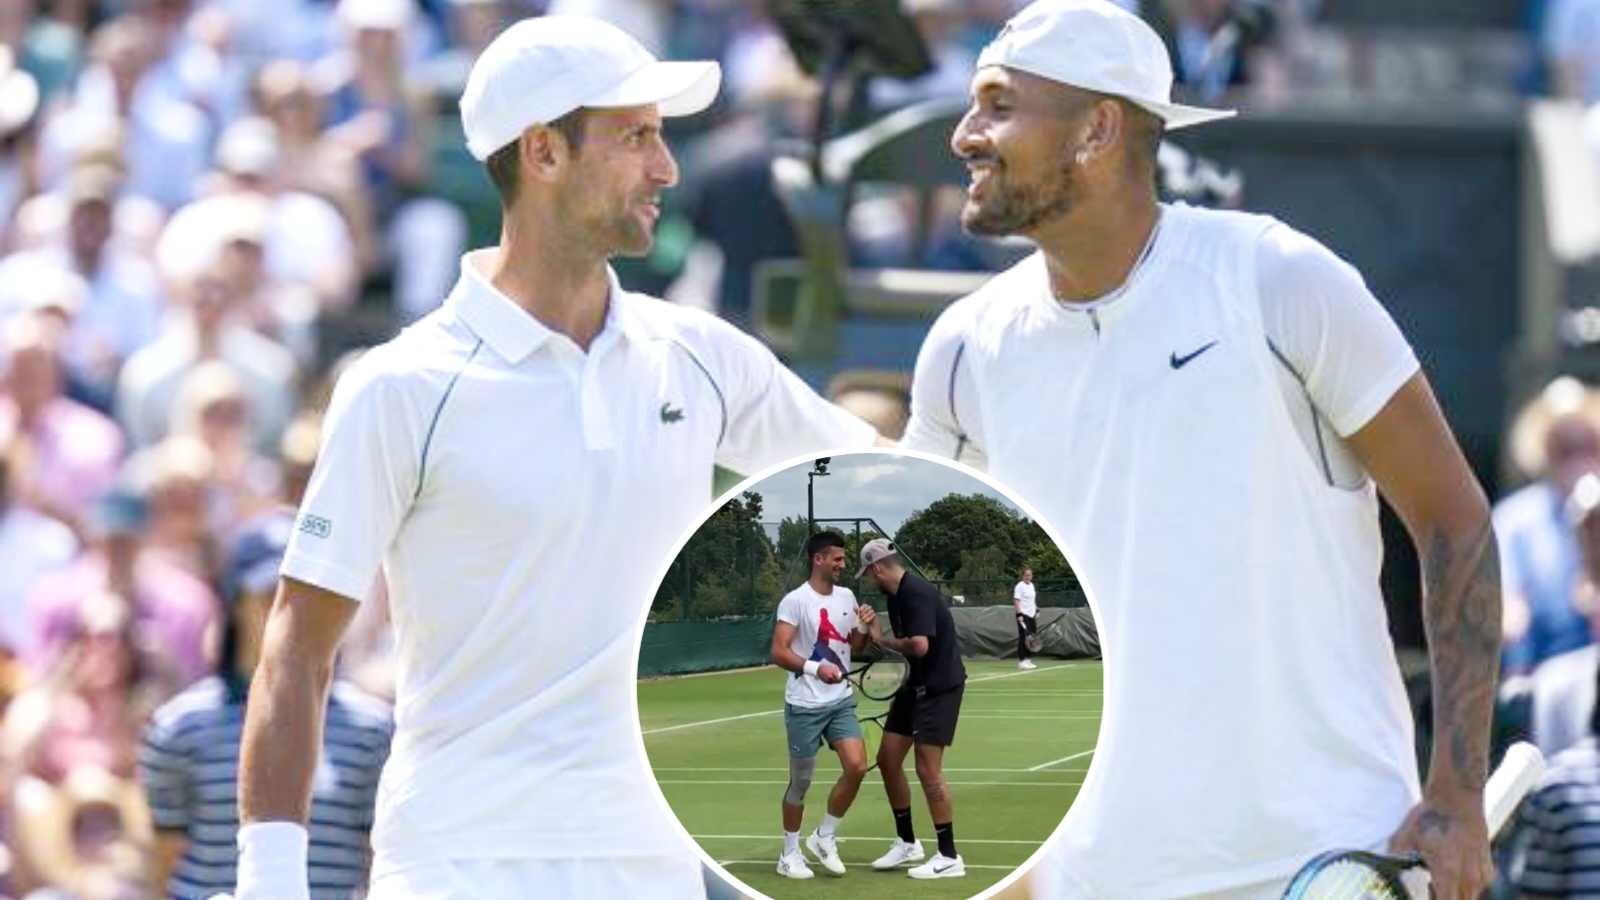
[2, 591, 161, 786]
[1544, 0, 1600, 103]
[117, 247, 297, 452]
[0, 0, 83, 104]
[141, 511, 393, 899]
[166, 361, 282, 531]
[1498, 377, 1600, 677]
[0, 419, 78, 658]
[0, 46, 42, 253]
[1527, 471, 1600, 759]
[1156, 0, 1285, 103]
[249, 63, 372, 304]
[1514, 655, 1600, 895]
[418, 0, 509, 97]
[37, 15, 210, 210]
[0, 312, 124, 531]
[24, 487, 215, 690]
[126, 434, 217, 581]
[320, 0, 466, 320]
[0, 165, 167, 410]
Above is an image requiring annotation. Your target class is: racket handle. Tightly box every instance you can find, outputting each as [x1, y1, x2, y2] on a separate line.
[1484, 741, 1546, 837]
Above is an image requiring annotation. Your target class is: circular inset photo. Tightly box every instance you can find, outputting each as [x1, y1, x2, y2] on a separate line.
[636, 450, 1102, 899]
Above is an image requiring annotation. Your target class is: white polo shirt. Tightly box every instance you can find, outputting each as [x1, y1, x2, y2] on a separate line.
[903, 204, 1422, 897]
[1013, 580, 1037, 618]
[281, 249, 875, 874]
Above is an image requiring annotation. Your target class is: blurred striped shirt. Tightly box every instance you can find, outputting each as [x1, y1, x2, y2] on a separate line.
[1517, 736, 1600, 897]
[139, 677, 393, 899]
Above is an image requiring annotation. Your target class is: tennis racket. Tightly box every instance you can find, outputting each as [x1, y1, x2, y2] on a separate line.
[1024, 631, 1044, 653]
[848, 647, 910, 702]
[1278, 741, 1547, 900]
[859, 711, 888, 772]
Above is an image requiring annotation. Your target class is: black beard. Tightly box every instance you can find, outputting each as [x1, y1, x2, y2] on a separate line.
[960, 156, 1077, 237]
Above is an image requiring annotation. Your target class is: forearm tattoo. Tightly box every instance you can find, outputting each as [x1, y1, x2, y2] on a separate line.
[1419, 517, 1501, 798]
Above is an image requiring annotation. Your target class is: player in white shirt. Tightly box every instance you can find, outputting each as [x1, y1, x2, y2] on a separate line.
[1013, 567, 1038, 669]
[769, 531, 878, 879]
[223, 18, 878, 900]
[900, 2, 1500, 898]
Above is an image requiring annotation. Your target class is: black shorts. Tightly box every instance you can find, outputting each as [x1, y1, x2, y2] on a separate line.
[884, 684, 964, 747]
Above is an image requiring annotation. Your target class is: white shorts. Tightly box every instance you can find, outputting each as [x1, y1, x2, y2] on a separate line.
[367, 855, 707, 899]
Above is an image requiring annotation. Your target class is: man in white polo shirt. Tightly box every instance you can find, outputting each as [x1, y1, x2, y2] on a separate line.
[225, 17, 878, 900]
[1013, 566, 1037, 670]
[901, 2, 1501, 898]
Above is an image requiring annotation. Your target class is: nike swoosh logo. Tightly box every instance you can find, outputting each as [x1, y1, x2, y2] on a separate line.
[1170, 340, 1219, 369]
[933, 863, 958, 873]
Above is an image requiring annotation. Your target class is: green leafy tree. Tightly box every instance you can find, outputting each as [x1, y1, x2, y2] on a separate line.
[653, 491, 779, 619]
[896, 493, 1029, 579]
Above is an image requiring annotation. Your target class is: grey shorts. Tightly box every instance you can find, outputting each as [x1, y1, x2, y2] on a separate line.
[784, 695, 862, 759]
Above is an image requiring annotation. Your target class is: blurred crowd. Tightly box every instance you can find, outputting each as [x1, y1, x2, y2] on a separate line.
[0, 0, 1589, 897]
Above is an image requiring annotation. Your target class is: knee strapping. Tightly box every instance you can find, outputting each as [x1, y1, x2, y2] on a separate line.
[783, 757, 817, 805]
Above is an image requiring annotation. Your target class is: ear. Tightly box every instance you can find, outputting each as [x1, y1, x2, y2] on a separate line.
[1078, 99, 1125, 165]
[520, 125, 572, 184]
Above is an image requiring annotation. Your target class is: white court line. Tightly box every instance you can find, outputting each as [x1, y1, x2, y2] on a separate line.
[718, 859, 1020, 871]
[642, 662, 1082, 736]
[958, 714, 1100, 720]
[1028, 748, 1096, 772]
[642, 709, 781, 735]
[696, 834, 1043, 845]
[657, 779, 1081, 787]
[654, 766, 1085, 773]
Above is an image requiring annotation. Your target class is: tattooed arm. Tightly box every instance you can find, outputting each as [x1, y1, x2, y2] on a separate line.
[1347, 371, 1500, 900]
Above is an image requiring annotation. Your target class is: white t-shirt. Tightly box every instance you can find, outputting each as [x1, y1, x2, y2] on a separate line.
[903, 204, 1421, 897]
[280, 250, 875, 874]
[1013, 581, 1037, 618]
[776, 582, 860, 708]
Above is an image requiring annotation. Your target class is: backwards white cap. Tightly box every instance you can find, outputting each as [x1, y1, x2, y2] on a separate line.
[459, 16, 721, 161]
[977, 0, 1234, 131]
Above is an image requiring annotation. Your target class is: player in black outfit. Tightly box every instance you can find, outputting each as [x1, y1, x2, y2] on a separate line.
[855, 538, 967, 879]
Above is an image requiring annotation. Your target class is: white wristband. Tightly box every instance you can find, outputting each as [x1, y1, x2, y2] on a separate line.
[802, 660, 821, 677]
[236, 821, 311, 900]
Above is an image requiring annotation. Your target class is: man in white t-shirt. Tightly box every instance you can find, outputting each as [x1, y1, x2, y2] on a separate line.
[223, 18, 878, 900]
[1013, 567, 1038, 669]
[899, 2, 1501, 898]
[769, 531, 878, 879]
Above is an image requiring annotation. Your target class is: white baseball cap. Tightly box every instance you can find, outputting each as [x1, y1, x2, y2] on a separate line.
[977, 0, 1234, 131]
[459, 16, 721, 161]
[857, 538, 899, 578]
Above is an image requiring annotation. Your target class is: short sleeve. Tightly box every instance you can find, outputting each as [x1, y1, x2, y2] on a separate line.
[708, 324, 878, 475]
[280, 358, 423, 602]
[901, 303, 987, 470]
[776, 591, 801, 626]
[1256, 224, 1420, 438]
[902, 587, 938, 640]
[1013, 583, 1025, 601]
[139, 712, 193, 831]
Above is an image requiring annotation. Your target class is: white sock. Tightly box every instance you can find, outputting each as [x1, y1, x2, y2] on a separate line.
[784, 830, 800, 854]
[820, 813, 841, 838]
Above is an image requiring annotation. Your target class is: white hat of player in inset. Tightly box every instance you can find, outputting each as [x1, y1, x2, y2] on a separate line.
[857, 537, 899, 578]
[976, 0, 1235, 131]
[459, 16, 721, 161]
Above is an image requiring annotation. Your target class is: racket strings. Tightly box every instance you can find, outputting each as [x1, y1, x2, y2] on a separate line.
[1296, 860, 1409, 900]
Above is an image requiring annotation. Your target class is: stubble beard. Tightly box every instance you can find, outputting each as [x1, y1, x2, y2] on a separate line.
[960, 154, 1079, 238]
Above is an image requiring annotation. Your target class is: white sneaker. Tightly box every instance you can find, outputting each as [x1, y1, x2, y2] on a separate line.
[908, 853, 966, 879]
[871, 838, 925, 870]
[777, 849, 815, 879]
[805, 829, 847, 876]
[1019, 659, 1037, 669]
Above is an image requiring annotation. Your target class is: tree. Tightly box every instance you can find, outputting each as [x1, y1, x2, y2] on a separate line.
[895, 493, 1032, 579]
[652, 491, 779, 619]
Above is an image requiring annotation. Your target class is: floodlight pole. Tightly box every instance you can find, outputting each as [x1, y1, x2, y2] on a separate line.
[807, 458, 831, 531]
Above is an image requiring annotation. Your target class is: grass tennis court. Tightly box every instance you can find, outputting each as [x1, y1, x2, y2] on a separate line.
[640, 659, 1102, 899]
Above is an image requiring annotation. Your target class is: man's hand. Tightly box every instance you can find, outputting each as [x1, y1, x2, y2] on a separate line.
[1387, 788, 1493, 900]
[816, 662, 843, 684]
[857, 604, 876, 629]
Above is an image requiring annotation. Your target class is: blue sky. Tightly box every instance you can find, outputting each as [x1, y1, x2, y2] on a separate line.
[737, 452, 1021, 535]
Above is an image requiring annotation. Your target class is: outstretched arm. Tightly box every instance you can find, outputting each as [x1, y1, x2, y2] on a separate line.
[1347, 372, 1498, 900]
